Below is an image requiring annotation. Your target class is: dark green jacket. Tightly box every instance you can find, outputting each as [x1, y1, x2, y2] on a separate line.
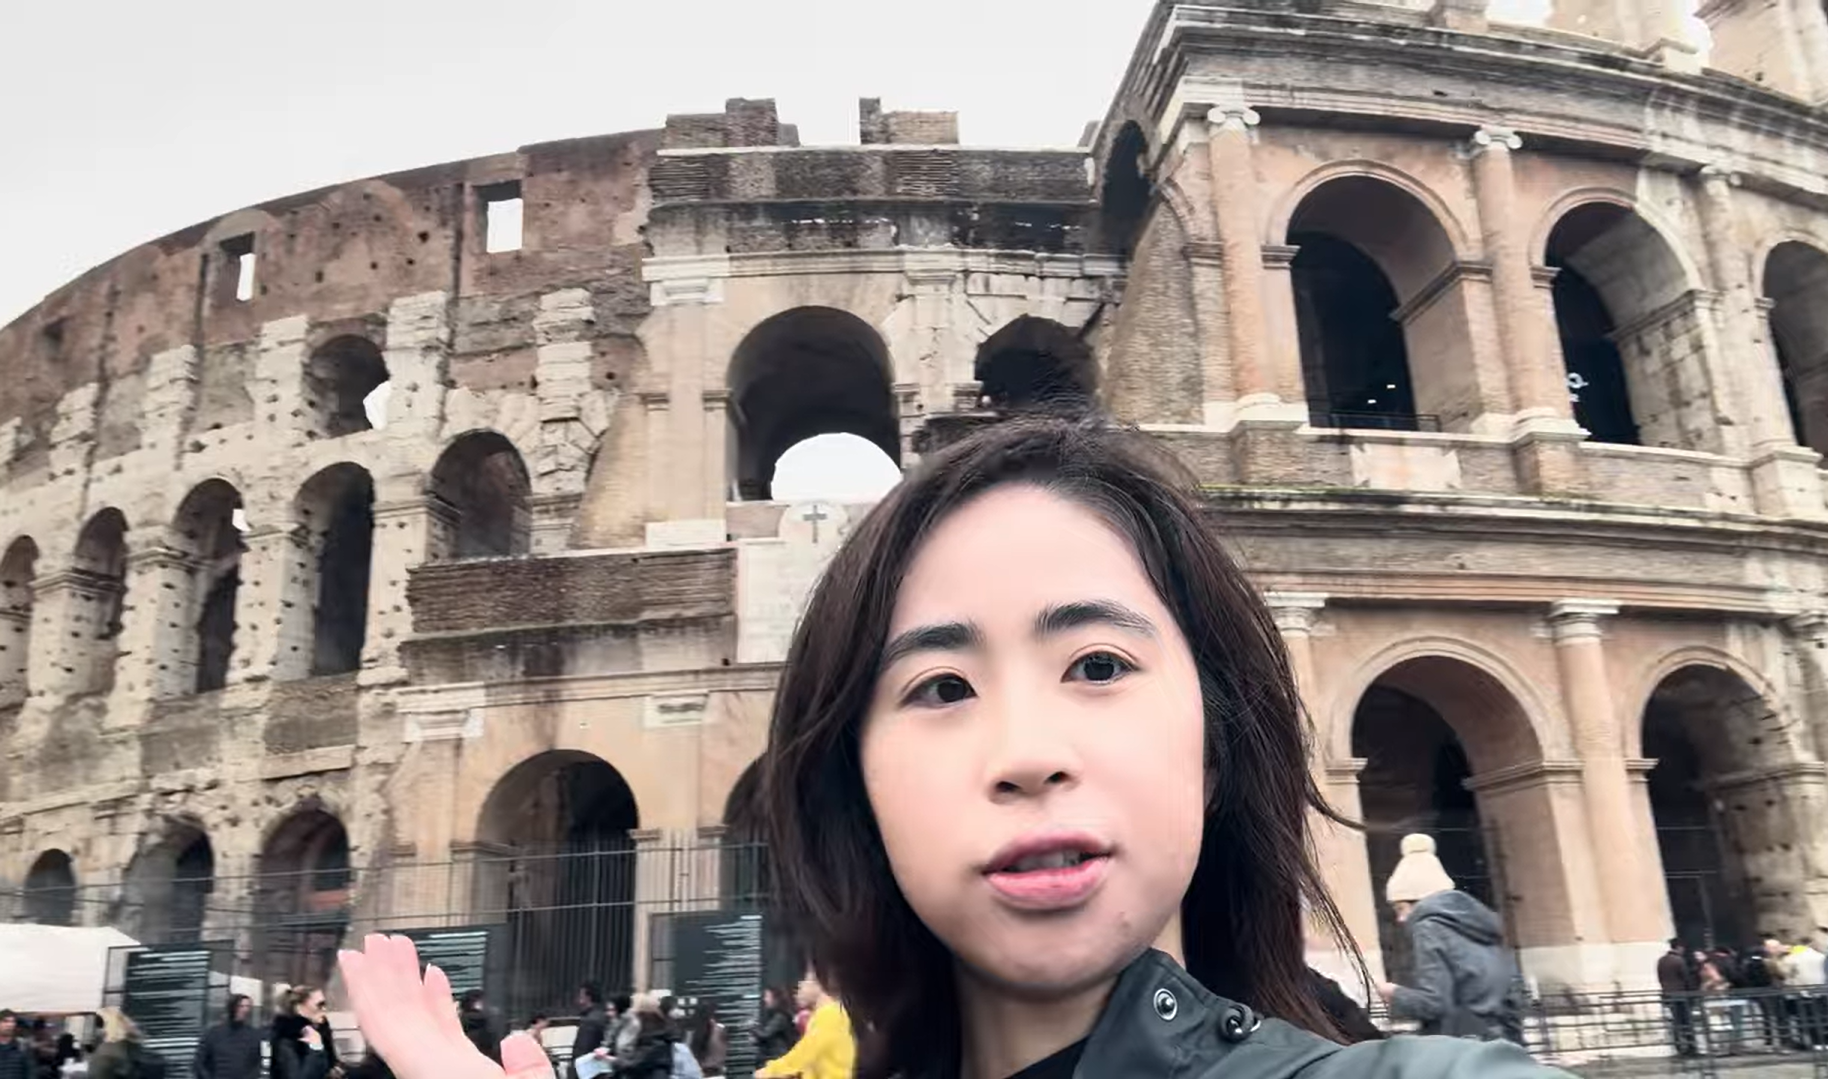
[1056, 949, 1568, 1078]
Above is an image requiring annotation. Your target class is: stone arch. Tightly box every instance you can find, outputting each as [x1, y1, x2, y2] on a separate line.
[476, 750, 642, 1006]
[0, 536, 38, 708]
[69, 508, 129, 696]
[1638, 660, 1823, 946]
[1096, 120, 1154, 257]
[306, 335, 391, 437]
[1326, 636, 1559, 765]
[172, 480, 245, 694]
[24, 849, 78, 925]
[428, 430, 533, 560]
[255, 802, 352, 989]
[972, 316, 1097, 413]
[727, 307, 900, 502]
[292, 464, 374, 678]
[121, 818, 215, 944]
[1762, 239, 1828, 457]
[1341, 646, 1591, 981]
[1540, 192, 1708, 450]
[1279, 168, 1474, 432]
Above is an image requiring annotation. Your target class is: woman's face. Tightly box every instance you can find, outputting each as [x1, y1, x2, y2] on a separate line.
[302, 993, 325, 1020]
[861, 485, 1207, 996]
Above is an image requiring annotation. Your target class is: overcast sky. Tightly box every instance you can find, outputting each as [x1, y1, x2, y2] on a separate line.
[0, 0, 1161, 326]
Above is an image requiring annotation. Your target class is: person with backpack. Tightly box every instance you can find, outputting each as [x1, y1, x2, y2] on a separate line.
[1376, 834, 1525, 1045]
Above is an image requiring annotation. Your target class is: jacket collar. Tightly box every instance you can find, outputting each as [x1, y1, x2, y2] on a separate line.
[1072, 949, 1261, 1079]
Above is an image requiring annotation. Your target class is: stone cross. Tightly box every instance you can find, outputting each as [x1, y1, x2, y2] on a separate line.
[800, 504, 830, 544]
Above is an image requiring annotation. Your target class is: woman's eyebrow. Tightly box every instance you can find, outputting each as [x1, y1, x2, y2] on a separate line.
[880, 620, 984, 668]
[1034, 599, 1158, 639]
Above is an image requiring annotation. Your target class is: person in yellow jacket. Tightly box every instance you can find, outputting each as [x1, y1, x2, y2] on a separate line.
[756, 972, 854, 1079]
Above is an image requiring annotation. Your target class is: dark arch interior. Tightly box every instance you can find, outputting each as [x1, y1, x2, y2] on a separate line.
[307, 336, 390, 437]
[176, 481, 245, 693]
[71, 509, 128, 695]
[729, 308, 899, 502]
[1099, 122, 1152, 257]
[1352, 685, 1497, 980]
[0, 537, 38, 709]
[974, 316, 1097, 413]
[1643, 666, 1793, 947]
[257, 808, 352, 989]
[1291, 235, 1416, 430]
[431, 432, 532, 559]
[1764, 241, 1828, 457]
[24, 849, 77, 926]
[1545, 205, 1647, 446]
[298, 466, 374, 676]
[125, 824, 216, 943]
[480, 754, 641, 1014]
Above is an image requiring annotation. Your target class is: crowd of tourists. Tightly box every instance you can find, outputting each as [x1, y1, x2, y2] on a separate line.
[1658, 933, 1828, 1055]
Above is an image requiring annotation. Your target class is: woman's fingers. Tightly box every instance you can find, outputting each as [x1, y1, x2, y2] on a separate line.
[501, 1034, 553, 1079]
[421, 964, 466, 1044]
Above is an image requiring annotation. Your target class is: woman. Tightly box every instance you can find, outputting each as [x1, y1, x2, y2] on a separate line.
[749, 989, 795, 1065]
[755, 974, 849, 1079]
[86, 1011, 154, 1079]
[684, 1003, 726, 1079]
[270, 988, 332, 1079]
[338, 420, 1569, 1078]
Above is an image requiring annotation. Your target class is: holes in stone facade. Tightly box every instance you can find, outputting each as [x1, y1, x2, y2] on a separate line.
[0, 536, 37, 709]
[306, 335, 391, 437]
[1763, 241, 1828, 457]
[480, 181, 524, 254]
[975, 316, 1097, 414]
[296, 464, 374, 677]
[24, 849, 77, 925]
[429, 431, 532, 560]
[70, 508, 128, 696]
[173, 481, 244, 694]
[727, 307, 900, 502]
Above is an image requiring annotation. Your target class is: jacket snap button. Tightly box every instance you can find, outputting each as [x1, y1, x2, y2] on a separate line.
[1153, 988, 1178, 1021]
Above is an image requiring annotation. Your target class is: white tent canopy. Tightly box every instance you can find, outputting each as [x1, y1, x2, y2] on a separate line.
[0, 923, 139, 1014]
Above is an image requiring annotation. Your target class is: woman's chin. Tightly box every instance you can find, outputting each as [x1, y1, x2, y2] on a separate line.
[956, 930, 1148, 999]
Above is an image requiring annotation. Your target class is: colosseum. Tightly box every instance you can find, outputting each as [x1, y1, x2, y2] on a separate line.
[5, 0, 1828, 1018]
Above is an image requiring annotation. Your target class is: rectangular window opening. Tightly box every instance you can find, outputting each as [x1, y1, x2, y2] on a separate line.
[220, 234, 256, 303]
[479, 181, 523, 254]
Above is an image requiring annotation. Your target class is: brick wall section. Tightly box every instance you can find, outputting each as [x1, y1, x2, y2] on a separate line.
[407, 549, 735, 634]
[649, 148, 1091, 205]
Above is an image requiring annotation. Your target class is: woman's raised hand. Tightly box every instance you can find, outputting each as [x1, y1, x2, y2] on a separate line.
[339, 934, 554, 1079]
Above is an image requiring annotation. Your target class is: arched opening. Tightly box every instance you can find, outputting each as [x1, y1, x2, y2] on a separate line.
[477, 752, 640, 1015]
[70, 509, 128, 696]
[1288, 176, 1460, 432]
[0, 536, 38, 709]
[768, 434, 903, 504]
[1763, 241, 1828, 457]
[173, 481, 244, 694]
[428, 431, 533, 560]
[1641, 665, 1809, 946]
[295, 464, 374, 677]
[973, 316, 1097, 414]
[24, 849, 77, 926]
[306, 336, 391, 437]
[728, 308, 899, 502]
[1099, 122, 1152, 257]
[122, 822, 215, 944]
[1545, 203, 1696, 449]
[255, 806, 351, 989]
[1349, 656, 1552, 982]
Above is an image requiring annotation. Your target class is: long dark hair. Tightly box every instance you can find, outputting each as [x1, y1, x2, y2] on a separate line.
[751, 417, 1362, 1078]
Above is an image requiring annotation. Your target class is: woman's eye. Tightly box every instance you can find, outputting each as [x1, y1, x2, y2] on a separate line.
[907, 673, 976, 707]
[1068, 651, 1133, 684]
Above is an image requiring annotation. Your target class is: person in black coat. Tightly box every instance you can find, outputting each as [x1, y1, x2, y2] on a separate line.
[749, 987, 795, 1066]
[0, 1011, 29, 1079]
[195, 996, 263, 1079]
[457, 992, 500, 1065]
[570, 982, 609, 1079]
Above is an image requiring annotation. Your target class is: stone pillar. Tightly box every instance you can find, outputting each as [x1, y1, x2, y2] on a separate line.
[1260, 245, 1304, 416]
[231, 524, 313, 685]
[1787, 612, 1828, 765]
[381, 292, 452, 440]
[1546, 0, 1698, 67]
[1694, 167, 1826, 518]
[533, 289, 606, 513]
[1204, 98, 1305, 428]
[641, 391, 672, 529]
[361, 490, 437, 687]
[108, 545, 199, 709]
[251, 317, 312, 448]
[1512, 266, 1592, 497]
[703, 391, 732, 510]
[528, 493, 577, 556]
[1469, 128, 1570, 428]
[141, 345, 200, 468]
[1548, 599, 1671, 985]
[26, 570, 87, 702]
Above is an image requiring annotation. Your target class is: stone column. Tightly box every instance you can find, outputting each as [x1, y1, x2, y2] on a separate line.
[26, 569, 87, 702]
[231, 523, 314, 685]
[1469, 128, 1568, 427]
[533, 289, 604, 516]
[1787, 613, 1828, 764]
[108, 545, 199, 708]
[1695, 166, 1827, 518]
[703, 391, 732, 509]
[381, 292, 453, 440]
[251, 316, 312, 449]
[1205, 99, 1304, 427]
[362, 490, 438, 687]
[1548, 599, 1672, 983]
[1698, 0, 1828, 104]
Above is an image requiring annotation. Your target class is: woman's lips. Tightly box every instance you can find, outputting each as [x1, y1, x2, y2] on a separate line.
[984, 854, 1111, 911]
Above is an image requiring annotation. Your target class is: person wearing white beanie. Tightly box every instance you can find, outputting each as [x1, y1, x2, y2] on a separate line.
[1375, 834, 1524, 1044]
